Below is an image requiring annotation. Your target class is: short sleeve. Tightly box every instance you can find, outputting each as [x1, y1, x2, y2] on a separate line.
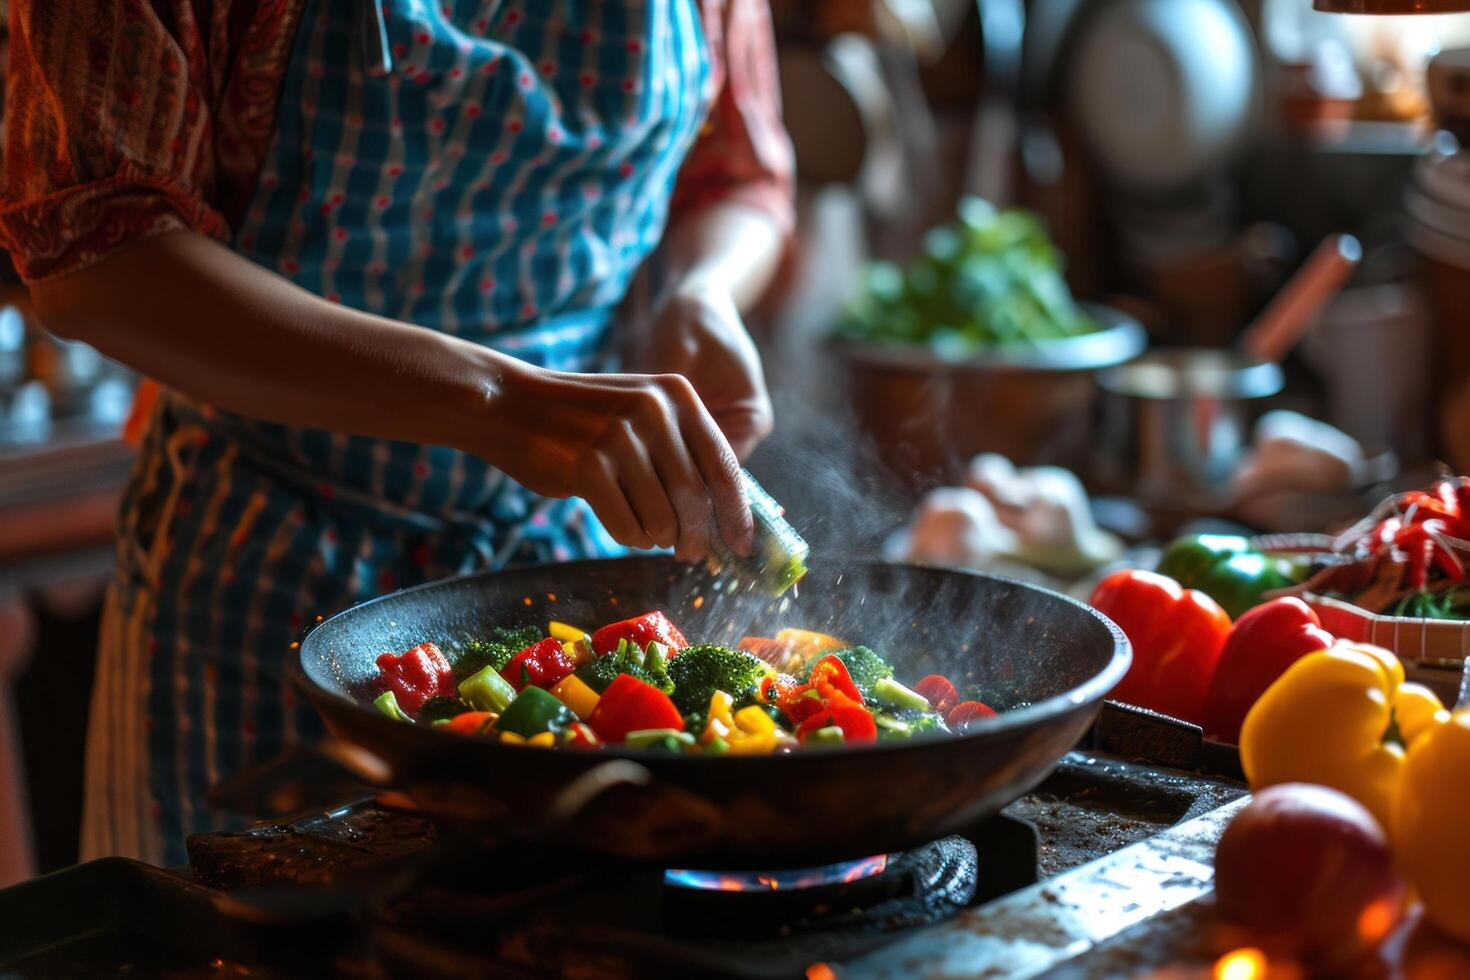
[0, 2, 229, 283]
[671, 0, 796, 237]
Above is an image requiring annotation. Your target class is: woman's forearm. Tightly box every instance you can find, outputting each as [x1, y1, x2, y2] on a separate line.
[660, 202, 785, 310]
[29, 230, 499, 450]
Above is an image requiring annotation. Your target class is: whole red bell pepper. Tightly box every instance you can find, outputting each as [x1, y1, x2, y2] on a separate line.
[1088, 570, 1232, 724]
[1202, 597, 1334, 744]
[500, 637, 576, 691]
[587, 673, 685, 742]
[591, 611, 689, 657]
[375, 642, 456, 714]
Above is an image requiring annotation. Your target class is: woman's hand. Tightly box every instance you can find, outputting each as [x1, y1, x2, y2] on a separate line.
[476, 356, 753, 562]
[631, 280, 774, 462]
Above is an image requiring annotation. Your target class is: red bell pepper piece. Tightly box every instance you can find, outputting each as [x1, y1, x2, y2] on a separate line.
[591, 611, 689, 657]
[565, 722, 602, 748]
[587, 673, 684, 742]
[1201, 597, 1334, 745]
[913, 675, 960, 716]
[374, 642, 456, 714]
[796, 702, 878, 744]
[500, 637, 576, 691]
[762, 656, 863, 725]
[946, 700, 996, 729]
[1088, 570, 1232, 725]
[444, 711, 498, 736]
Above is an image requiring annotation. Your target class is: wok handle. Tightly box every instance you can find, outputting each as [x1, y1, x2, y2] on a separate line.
[545, 759, 654, 826]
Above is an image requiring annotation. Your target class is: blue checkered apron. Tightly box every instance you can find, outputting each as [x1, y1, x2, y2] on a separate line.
[82, 0, 713, 866]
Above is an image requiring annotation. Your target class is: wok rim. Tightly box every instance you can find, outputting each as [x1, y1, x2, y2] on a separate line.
[288, 557, 1132, 766]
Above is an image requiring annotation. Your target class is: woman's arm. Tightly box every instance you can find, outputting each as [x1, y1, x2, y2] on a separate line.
[32, 230, 752, 558]
[659, 201, 785, 312]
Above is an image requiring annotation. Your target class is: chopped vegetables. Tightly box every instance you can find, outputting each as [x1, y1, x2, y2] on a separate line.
[549, 674, 600, 720]
[499, 637, 577, 691]
[451, 625, 545, 680]
[374, 642, 456, 713]
[666, 645, 773, 715]
[366, 613, 1000, 752]
[811, 646, 893, 698]
[587, 673, 685, 743]
[459, 665, 517, 712]
[591, 611, 688, 658]
[373, 690, 414, 722]
[496, 686, 578, 738]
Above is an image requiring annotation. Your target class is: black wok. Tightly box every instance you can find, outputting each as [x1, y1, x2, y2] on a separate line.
[290, 557, 1129, 869]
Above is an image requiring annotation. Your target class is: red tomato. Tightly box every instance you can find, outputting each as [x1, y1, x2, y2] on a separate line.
[945, 700, 996, 729]
[591, 611, 689, 657]
[796, 702, 878, 744]
[913, 675, 959, 715]
[500, 637, 577, 691]
[1088, 570, 1231, 724]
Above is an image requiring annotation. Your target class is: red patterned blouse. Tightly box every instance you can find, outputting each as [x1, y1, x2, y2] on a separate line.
[0, 0, 794, 284]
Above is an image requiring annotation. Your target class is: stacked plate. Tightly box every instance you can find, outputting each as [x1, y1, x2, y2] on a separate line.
[1404, 132, 1470, 269]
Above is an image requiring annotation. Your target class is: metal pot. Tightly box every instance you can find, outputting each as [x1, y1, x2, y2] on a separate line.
[830, 304, 1146, 492]
[1095, 348, 1283, 507]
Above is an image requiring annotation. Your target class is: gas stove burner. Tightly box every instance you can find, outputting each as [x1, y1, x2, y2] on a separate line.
[664, 854, 891, 893]
[662, 838, 978, 940]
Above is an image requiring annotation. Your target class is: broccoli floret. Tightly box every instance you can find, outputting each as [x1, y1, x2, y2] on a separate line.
[452, 625, 544, 680]
[574, 640, 676, 695]
[666, 645, 774, 715]
[874, 707, 950, 742]
[417, 696, 473, 722]
[805, 646, 893, 697]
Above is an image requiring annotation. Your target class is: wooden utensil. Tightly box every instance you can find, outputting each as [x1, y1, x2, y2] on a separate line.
[1239, 234, 1362, 364]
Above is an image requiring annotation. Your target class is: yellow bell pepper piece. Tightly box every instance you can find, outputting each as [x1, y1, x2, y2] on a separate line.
[700, 691, 778, 754]
[1240, 642, 1445, 829]
[549, 621, 585, 643]
[1394, 708, 1470, 942]
[549, 674, 600, 720]
[549, 622, 595, 664]
[500, 731, 526, 745]
[527, 731, 557, 748]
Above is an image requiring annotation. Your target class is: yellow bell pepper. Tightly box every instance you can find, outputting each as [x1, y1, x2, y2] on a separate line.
[549, 674, 600, 720]
[1240, 642, 1445, 830]
[1394, 708, 1470, 942]
[549, 621, 595, 664]
[700, 691, 779, 755]
[549, 621, 585, 643]
[526, 731, 557, 748]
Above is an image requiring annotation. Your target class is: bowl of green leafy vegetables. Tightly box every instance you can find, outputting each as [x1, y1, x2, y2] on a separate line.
[830, 198, 1145, 487]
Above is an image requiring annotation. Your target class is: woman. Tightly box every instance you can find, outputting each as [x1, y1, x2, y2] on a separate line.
[1, 0, 793, 866]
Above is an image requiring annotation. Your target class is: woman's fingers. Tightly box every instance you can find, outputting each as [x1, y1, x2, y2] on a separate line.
[580, 454, 655, 551]
[607, 423, 679, 550]
[662, 376, 753, 556]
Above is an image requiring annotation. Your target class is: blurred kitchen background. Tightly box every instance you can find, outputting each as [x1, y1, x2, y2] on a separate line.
[4, 0, 1470, 880]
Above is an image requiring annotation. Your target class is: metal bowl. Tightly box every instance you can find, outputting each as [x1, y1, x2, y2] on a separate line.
[830, 304, 1147, 491]
[1095, 348, 1283, 506]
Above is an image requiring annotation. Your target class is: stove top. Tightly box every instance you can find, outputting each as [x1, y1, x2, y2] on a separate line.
[0, 750, 1246, 979]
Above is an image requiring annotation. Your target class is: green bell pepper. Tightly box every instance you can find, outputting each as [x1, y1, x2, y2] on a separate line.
[1156, 534, 1295, 619]
[495, 686, 577, 738]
